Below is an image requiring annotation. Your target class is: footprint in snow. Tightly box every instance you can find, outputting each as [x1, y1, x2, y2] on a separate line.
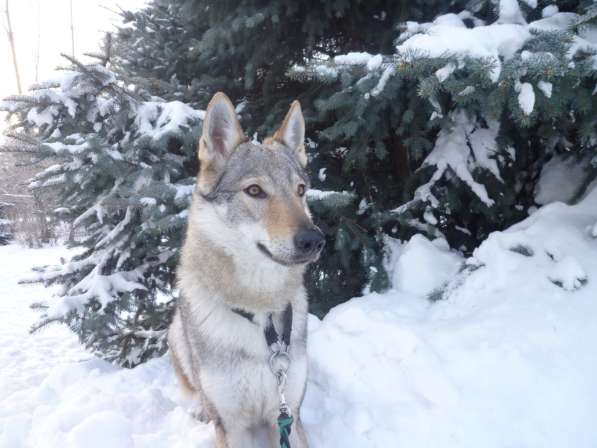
[548, 255, 588, 291]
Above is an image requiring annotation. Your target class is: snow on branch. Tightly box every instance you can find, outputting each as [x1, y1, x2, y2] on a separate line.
[394, 111, 501, 214]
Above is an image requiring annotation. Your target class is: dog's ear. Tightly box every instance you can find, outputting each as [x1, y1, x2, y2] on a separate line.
[272, 100, 307, 167]
[198, 92, 246, 194]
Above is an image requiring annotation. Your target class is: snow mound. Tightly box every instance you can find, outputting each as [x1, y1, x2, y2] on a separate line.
[68, 412, 133, 448]
[548, 255, 588, 291]
[305, 187, 597, 447]
[392, 234, 463, 297]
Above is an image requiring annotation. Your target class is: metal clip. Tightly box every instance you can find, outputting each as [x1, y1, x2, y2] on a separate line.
[269, 342, 292, 417]
[276, 370, 291, 416]
[269, 342, 291, 376]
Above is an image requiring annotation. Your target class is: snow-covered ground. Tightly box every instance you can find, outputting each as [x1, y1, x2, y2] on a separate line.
[2, 188, 597, 447]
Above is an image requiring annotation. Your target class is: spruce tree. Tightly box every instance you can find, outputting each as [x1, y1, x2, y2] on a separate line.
[109, 0, 465, 312]
[1, 50, 202, 366]
[292, 0, 597, 301]
[0, 201, 13, 245]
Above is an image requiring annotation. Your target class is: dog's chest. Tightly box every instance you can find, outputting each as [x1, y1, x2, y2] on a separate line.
[190, 306, 306, 419]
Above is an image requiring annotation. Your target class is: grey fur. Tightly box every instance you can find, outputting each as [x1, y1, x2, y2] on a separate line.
[168, 93, 318, 448]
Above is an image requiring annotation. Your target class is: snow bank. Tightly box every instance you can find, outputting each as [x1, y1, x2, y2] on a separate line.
[2, 187, 597, 447]
[305, 187, 597, 447]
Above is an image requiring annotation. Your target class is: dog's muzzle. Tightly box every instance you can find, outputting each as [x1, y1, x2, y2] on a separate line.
[293, 227, 325, 259]
[257, 227, 325, 266]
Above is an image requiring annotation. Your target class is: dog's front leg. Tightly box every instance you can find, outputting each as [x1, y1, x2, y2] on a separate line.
[215, 421, 255, 448]
[291, 416, 309, 448]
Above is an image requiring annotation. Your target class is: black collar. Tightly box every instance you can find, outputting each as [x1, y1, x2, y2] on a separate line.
[232, 303, 293, 348]
[231, 307, 255, 322]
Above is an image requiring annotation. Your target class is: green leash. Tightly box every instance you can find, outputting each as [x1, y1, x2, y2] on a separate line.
[277, 411, 294, 448]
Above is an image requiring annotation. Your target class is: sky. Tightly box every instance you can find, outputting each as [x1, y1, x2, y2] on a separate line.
[0, 0, 143, 130]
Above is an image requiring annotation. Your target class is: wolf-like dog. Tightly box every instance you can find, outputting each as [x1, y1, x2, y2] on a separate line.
[168, 92, 324, 448]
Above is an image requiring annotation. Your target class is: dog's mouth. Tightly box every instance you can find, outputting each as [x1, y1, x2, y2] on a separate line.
[256, 243, 314, 266]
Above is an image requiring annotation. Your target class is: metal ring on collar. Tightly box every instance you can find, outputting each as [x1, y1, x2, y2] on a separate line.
[269, 350, 291, 376]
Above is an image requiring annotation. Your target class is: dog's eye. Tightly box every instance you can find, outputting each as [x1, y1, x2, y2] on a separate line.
[244, 184, 266, 198]
[297, 184, 306, 197]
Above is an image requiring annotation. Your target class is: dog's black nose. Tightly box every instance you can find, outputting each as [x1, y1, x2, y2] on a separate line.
[294, 228, 325, 256]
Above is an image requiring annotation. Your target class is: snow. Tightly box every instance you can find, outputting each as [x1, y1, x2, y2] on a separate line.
[497, 0, 527, 25]
[435, 63, 456, 83]
[520, 0, 537, 8]
[307, 187, 597, 447]
[134, 101, 204, 141]
[458, 85, 475, 96]
[3, 187, 597, 447]
[391, 234, 463, 297]
[416, 111, 500, 207]
[371, 66, 395, 97]
[530, 13, 597, 64]
[140, 197, 157, 207]
[547, 255, 588, 291]
[534, 154, 591, 205]
[317, 168, 327, 182]
[44, 141, 90, 155]
[542, 5, 559, 18]
[366, 54, 383, 71]
[306, 189, 357, 207]
[516, 81, 535, 115]
[67, 412, 134, 448]
[26, 107, 56, 128]
[397, 22, 530, 82]
[395, 10, 597, 84]
[334, 52, 376, 66]
[537, 80, 553, 98]
[173, 184, 195, 201]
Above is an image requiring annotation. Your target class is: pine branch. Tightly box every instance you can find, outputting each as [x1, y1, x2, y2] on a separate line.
[0, 143, 39, 153]
[60, 52, 142, 103]
[30, 315, 65, 333]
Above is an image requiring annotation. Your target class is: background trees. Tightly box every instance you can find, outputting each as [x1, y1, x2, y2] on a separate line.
[1, 0, 595, 365]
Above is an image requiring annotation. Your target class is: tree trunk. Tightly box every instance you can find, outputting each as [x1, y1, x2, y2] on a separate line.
[385, 130, 411, 179]
[34, 0, 40, 82]
[69, 0, 75, 58]
[4, 0, 22, 94]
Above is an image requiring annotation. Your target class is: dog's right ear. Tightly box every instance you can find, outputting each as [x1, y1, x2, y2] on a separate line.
[198, 92, 246, 194]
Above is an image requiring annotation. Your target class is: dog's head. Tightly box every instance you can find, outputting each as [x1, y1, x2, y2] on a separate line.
[192, 92, 324, 267]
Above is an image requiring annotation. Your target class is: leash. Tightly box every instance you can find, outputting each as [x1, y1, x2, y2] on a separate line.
[231, 303, 294, 447]
[265, 303, 294, 448]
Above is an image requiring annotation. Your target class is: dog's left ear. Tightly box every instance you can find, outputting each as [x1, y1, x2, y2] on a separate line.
[272, 100, 307, 167]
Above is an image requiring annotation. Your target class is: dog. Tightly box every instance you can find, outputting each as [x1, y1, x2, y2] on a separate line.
[168, 92, 324, 448]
